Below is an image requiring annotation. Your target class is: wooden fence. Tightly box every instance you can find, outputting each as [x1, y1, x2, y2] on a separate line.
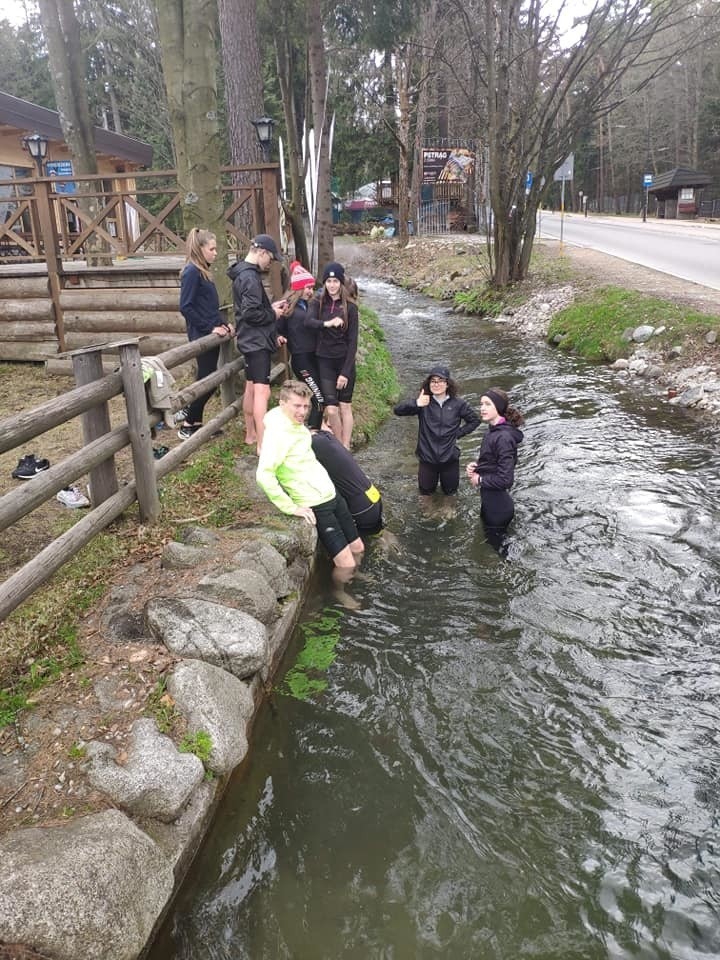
[0, 335, 286, 622]
[0, 164, 282, 361]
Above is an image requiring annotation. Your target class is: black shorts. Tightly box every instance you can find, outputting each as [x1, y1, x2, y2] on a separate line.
[243, 349, 271, 384]
[312, 494, 359, 558]
[418, 460, 459, 495]
[317, 355, 356, 405]
[353, 499, 384, 536]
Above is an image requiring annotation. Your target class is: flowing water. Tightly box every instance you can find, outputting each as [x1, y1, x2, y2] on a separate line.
[149, 280, 720, 960]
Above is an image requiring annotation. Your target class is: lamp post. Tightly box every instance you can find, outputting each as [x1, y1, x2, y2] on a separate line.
[22, 132, 49, 177]
[251, 115, 275, 163]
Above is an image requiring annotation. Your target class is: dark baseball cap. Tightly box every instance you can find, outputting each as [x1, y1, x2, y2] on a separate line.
[251, 234, 280, 260]
[428, 365, 451, 380]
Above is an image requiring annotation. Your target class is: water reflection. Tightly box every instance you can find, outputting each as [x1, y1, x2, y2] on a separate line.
[150, 279, 720, 960]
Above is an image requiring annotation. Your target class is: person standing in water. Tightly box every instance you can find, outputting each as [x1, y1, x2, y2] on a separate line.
[305, 261, 358, 449]
[177, 228, 233, 439]
[466, 386, 524, 548]
[394, 365, 480, 496]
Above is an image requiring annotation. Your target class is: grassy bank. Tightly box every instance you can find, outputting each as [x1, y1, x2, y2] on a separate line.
[547, 287, 720, 362]
[0, 303, 397, 726]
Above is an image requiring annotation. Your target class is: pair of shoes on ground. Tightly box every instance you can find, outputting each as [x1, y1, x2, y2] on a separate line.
[56, 485, 90, 509]
[12, 453, 50, 480]
[153, 445, 170, 459]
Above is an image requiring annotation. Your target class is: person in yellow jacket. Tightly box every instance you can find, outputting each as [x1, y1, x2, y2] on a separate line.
[256, 380, 364, 571]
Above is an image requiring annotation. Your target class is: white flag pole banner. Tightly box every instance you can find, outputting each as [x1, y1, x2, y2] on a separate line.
[304, 126, 317, 273]
[278, 136, 287, 199]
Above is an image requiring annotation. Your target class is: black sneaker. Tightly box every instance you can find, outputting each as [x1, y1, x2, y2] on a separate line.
[11, 454, 50, 480]
[177, 424, 201, 440]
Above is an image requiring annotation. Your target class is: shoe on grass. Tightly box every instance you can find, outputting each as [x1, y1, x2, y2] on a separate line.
[12, 454, 50, 480]
[177, 423, 201, 440]
[56, 485, 91, 509]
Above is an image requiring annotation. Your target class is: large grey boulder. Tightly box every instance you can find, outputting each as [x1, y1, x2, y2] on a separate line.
[231, 540, 292, 598]
[145, 597, 268, 678]
[85, 718, 205, 822]
[161, 541, 212, 569]
[0, 809, 173, 960]
[196, 569, 279, 624]
[632, 324, 655, 343]
[166, 660, 255, 775]
[255, 519, 317, 560]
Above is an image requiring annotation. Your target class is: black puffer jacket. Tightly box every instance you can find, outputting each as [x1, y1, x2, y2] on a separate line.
[474, 421, 524, 490]
[228, 260, 277, 354]
[394, 395, 480, 464]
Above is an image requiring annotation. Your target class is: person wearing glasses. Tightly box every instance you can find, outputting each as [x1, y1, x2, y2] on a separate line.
[394, 364, 480, 496]
[228, 234, 289, 453]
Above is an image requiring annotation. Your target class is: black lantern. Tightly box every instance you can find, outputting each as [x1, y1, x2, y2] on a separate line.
[251, 115, 275, 163]
[22, 132, 49, 176]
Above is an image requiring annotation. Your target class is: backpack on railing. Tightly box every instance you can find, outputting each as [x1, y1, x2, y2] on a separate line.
[142, 356, 181, 429]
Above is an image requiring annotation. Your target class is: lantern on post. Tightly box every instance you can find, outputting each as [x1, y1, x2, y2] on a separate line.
[251, 116, 275, 163]
[22, 132, 49, 176]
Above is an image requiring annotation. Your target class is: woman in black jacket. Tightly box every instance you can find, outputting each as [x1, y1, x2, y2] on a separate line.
[305, 261, 358, 448]
[177, 228, 232, 439]
[279, 261, 324, 429]
[394, 365, 480, 495]
[466, 386, 524, 547]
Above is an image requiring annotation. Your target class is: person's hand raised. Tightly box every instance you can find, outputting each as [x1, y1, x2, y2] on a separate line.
[416, 390, 430, 407]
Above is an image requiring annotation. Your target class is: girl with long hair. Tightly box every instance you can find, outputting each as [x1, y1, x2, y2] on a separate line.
[177, 228, 232, 439]
[466, 387, 524, 549]
[305, 261, 358, 448]
[278, 261, 324, 429]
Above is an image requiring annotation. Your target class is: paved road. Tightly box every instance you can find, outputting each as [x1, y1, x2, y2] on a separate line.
[538, 212, 720, 291]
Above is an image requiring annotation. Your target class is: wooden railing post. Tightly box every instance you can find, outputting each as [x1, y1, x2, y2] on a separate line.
[70, 348, 120, 506]
[219, 306, 236, 409]
[34, 177, 66, 352]
[118, 340, 160, 524]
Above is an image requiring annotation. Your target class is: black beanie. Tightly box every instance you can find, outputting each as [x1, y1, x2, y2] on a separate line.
[484, 388, 508, 415]
[322, 261, 346, 283]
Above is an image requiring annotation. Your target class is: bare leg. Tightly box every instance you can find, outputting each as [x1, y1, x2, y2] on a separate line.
[243, 380, 256, 444]
[339, 402, 354, 449]
[331, 554, 360, 609]
[332, 544, 357, 569]
[348, 537, 365, 557]
[253, 383, 271, 453]
[325, 405, 342, 443]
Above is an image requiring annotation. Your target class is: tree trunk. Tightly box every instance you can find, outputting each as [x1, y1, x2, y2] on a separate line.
[409, 0, 438, 236]
[37, 0, 107, 265]
[307, 0, 334, 271]
[218, 0, 264, 242]
[156, 0, 229, 305]
[272, 12, 309, 264]
[395, 46, 412, 247]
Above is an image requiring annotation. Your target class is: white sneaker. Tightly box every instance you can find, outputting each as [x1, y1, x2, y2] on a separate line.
[56, 485, 91, 509]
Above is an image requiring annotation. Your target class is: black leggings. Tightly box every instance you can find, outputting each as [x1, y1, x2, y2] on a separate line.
[418, 460, 459, 495]
[185, 345, 220, 424]
[291, 352, 324, 430]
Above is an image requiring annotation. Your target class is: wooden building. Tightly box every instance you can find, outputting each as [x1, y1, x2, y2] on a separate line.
[647, 167, 712, 220]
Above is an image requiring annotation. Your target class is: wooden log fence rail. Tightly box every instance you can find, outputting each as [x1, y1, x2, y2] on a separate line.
[0, 332, 286, 622]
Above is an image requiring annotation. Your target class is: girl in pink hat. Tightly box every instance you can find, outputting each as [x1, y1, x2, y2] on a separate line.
[279, 261, 324, 428]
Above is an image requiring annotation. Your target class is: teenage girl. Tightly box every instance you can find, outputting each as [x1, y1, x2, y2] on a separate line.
[305, 261, 358, 448]
[394, 364, 480, 495]
[279, 260, 324, 429]
[466, 387, 524, 546]
[178, 228, 232, 439]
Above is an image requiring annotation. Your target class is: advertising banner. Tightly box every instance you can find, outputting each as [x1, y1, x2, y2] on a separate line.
[422, 148, 475, 184]
[46, 160, 76, 194]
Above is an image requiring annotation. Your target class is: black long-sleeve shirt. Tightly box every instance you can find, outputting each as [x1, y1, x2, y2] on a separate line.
[305, 295, 359, 379]
[394, 394, 480, 464]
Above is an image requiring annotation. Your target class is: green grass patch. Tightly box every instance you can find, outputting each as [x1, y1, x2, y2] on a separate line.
[282, 607, 343, 701]
[547, 287, 720, 362]
[145, 677, 183, 734]
[0, 628, 83, 728]
[179, 729, 213, 765]
[352, 304, 400, 444]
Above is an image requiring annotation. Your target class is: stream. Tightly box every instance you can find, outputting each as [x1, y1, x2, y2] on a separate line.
[148, 278, 720, 960]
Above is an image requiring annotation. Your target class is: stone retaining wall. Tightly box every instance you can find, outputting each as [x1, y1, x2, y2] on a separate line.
[0, 517, 317, 960]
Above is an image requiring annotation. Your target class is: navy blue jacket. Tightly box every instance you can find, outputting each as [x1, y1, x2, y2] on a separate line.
[179, 263, 222, 340]
[228, 260, 277, 354]
[474, 421, 524, 490]
[278, 299, 318, 356]
[394, 395, 480, 464]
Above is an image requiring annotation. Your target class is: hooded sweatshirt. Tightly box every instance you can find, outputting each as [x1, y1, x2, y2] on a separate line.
[394, 394, 480, 464]
[474, 420, 524, 490]
[227, 259, 277, 354]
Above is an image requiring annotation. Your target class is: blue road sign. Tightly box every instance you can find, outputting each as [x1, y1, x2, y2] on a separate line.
[643, 173, 653, 187]
[525, 171, 533, 192]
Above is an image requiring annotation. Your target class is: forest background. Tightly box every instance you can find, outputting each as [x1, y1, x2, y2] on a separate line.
[1, 0, 719, 290]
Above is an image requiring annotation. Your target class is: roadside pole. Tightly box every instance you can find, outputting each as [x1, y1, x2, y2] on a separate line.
[642, 173, 653, 222]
